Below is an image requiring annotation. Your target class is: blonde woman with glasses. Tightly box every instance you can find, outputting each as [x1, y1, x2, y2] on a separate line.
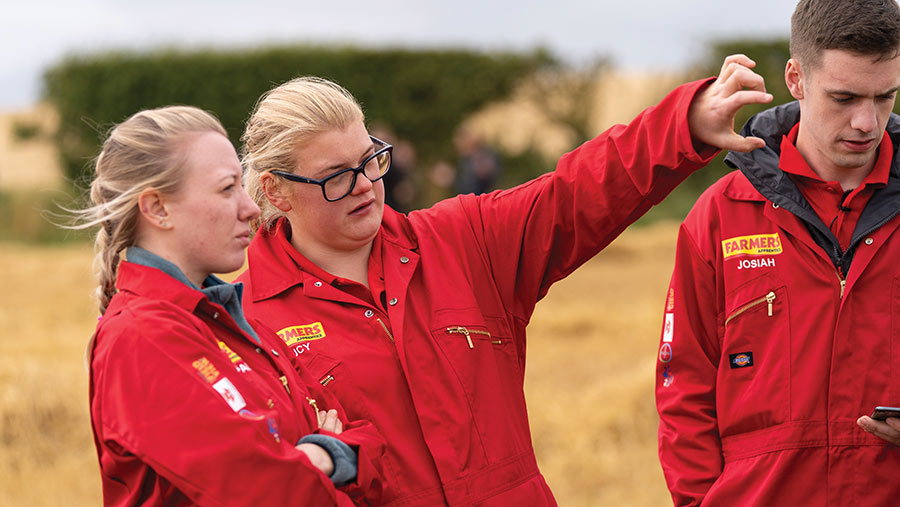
[238, 61, 771, 505]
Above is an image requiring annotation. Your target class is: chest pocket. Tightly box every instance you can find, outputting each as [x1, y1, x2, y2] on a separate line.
[430, 308, 529, 462]
[302, 352, 380, 426]
[718, 274, 791, 437]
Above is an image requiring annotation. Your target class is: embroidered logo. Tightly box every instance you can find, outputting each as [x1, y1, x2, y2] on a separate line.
[729, 352, 754, 369]
[662, 313, 674, 343]
[239, 408, 266, 421]
[192, 357, 220, 383]
[722, 233, 783, 259]
[217, 341, 252, 373]
[659, 343, 673, 363]
[212, 377, 246, 412]
[277, 322, 326, 346]
[662, 364, 675, 388]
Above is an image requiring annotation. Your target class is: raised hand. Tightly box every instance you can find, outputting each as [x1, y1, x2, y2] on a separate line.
[688, 54, 774, 152]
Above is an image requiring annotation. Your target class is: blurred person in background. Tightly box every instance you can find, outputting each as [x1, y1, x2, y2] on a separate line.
[453, 125, 502, 195]
[370, 124, 419, 212]
[70, 105, 386, 505]
[237, 57, 771, 506]
[656, 0, 900, 505]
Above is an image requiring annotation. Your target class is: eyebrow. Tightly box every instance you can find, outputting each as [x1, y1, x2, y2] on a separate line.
[312, 143, 376, 179]
[826, 86, 900, 97]
[218, 173, 239, 185]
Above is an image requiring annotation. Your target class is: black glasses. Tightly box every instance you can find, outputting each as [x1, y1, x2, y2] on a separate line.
[271, 136, 392, 202]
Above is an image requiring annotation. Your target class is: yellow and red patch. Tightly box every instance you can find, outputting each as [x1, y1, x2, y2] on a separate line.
[192, 357, 220, 383]
[277, 322, 326, 346]
[721, 233, 783, 259]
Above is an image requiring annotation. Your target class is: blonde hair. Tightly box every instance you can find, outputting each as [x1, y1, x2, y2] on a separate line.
[241, 76, 364, 229]
[67, 106, 227, 314]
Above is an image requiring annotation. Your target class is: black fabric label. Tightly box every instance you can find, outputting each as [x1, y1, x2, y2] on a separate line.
[729, 351, 754, 369]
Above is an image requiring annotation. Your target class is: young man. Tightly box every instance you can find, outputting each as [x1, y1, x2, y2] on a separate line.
[656, 0, 900, 505]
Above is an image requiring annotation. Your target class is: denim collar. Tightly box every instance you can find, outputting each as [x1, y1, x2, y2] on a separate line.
[126, 246, 259, 342]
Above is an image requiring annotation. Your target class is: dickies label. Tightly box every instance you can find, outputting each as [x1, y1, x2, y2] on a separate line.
[729, 352, 754, 369]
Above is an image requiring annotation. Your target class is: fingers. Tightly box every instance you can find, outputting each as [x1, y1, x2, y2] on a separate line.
[728, 89, 774, 108]
[858, 416, 900, 445]
[887, 417, 900, 432]
[727, 67, 768, 94]
[719, 54, 756, 77]
[295, 442, 335, 475]
[687, 54, 773, 152]
[718, 55, 762, 91]
[318, 409, 343, 434]
[721, 134, 767, 153]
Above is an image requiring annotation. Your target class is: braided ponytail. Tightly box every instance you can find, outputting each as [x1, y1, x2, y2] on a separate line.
[64, 106, 227, 314]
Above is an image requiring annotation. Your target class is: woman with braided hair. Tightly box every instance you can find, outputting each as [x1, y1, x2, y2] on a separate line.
[71, 105, 386, 506]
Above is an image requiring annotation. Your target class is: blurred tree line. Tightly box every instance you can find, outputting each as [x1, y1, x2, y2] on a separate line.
[45, 36, 900, 228]
[43, 46, 551, 192]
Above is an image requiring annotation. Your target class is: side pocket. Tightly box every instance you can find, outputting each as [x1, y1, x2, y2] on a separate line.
[718, 278, 791, 436]
[430, 308, 528, 463]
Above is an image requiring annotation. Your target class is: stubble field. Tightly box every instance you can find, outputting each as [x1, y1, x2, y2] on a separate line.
[0, 220, 679, 506]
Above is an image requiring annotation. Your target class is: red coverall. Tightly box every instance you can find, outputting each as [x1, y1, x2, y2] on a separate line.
[90, 261, 386, 506]
[240, 79, 717, 506]
[657, 102, 900, 506]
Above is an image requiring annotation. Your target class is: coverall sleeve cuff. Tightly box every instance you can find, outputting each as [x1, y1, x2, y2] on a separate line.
[298, 434, 358, 487]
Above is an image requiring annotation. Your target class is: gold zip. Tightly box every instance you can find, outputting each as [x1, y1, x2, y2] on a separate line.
[306, 396, 319, 415]
[376, 318, 395, 343]
[279, 375, 291, 394]
[320, 374, 335, 387]
[446, 326, 494, 349]
[725, 291, 777, 327]
[835, 270, 846, 299]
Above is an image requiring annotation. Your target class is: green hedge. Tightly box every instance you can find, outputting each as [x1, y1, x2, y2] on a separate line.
[43, 45, 553, 185]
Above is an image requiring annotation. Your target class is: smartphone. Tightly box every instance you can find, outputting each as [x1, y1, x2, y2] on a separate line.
[870, 406, 900, 420]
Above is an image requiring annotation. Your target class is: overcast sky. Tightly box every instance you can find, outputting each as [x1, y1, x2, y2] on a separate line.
[1, 0, 796, 110]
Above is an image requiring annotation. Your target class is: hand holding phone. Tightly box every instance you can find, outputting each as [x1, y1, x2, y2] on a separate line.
[870, 406, 900, 421]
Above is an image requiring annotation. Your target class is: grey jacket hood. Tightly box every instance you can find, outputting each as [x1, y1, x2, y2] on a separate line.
[721, 102, 900, 274]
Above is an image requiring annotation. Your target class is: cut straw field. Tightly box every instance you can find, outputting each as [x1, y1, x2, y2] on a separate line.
[0, 220, 680, 506]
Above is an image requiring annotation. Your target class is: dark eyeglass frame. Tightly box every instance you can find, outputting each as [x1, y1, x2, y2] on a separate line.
[270, 135, 392, 202]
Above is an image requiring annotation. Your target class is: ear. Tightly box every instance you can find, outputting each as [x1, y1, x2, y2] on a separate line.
[785, 58, 805, 100]
[137, 188, 173, 230]
[260, 172, 293, 212]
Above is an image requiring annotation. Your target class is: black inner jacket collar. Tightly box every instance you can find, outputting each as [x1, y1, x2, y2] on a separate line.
[724, 102, 900, 274]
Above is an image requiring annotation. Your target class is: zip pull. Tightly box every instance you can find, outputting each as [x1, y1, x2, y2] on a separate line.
[462, 328, 473, 349]
[766, 292, 776, 316]
[320, 374, 335, 387]
[279, 375, 291, 394]
[376, 318, 395, 344]
[306, 396, 319, 414]
[840, 279, 846, 299]
[448, 326, 474, 348]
